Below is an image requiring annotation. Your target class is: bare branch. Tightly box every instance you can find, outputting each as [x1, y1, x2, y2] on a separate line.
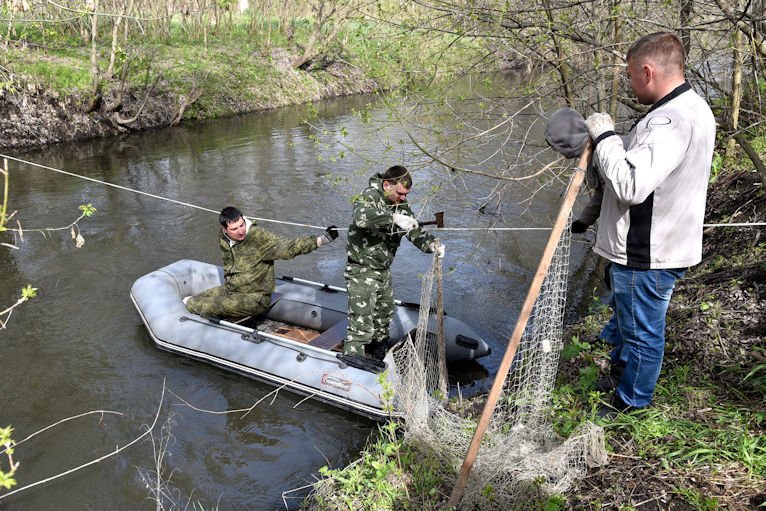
[713, 0, 766, 56]
[113, 73, 161, 125]
[0, 382, 168, 501]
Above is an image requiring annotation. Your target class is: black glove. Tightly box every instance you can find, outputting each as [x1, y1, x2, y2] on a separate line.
[318, 225, 339, 246]
[571, 220, 588, 234]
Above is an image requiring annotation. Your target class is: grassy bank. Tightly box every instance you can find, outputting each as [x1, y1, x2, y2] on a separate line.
[0, 16, 489, 150]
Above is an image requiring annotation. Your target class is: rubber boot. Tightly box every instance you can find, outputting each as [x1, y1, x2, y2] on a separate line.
[365, 341, 387, 361]
[597, 392, 634, 420]
[595, 361, 626, 393]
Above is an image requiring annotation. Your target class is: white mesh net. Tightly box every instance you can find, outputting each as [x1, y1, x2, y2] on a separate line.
[391, 215, 607, 509]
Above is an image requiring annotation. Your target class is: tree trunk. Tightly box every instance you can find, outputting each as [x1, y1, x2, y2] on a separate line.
[86, 0, 102, 113]
[542, 0, 573, 107]
[609, 3, 622, 118]
[122, 0, 133, 44]
[680, 0, 692, 57]
[727, 22, 744, 157]
[105, 2, 126, 79]
[113, 73, 161, 126]
[734, 134, 766, 184]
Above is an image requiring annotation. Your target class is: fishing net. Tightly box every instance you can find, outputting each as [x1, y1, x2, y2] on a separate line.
[391, 215, 607, 509]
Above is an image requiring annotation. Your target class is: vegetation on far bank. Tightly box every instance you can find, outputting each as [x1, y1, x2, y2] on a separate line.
[3, 18, 483, 112]
[0, 5, 491, 150]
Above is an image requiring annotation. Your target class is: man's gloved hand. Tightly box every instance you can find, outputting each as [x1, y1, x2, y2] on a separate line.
[430, 241, 445, 259]
[584, 112, 615, 140]
[392, 213, 418, 232]
[571, 220, 589, 234]
[317, 225, 338, 247]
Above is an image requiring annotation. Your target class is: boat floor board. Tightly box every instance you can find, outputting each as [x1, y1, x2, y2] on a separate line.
[271, 325, 320, 344]
[309, 319, 348, 351]
[237, 316, 347, 351]
[235, 317, 320, 344]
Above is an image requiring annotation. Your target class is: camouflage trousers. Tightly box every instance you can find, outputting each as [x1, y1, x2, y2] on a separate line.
[343, 264, 394, 356]
[185, 285, 271, 319]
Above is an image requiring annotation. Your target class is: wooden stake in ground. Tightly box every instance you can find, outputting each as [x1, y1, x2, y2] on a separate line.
[446, 143, 592, 509]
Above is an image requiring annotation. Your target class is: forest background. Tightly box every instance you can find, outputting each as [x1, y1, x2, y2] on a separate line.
[1, 0, 764, 509]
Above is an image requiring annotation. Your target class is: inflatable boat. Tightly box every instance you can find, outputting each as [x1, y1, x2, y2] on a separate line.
[130, 259, 491, 419]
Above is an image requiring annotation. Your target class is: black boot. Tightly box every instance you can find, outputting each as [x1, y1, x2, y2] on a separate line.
[597, 393, 634, 420]
[595, 361, 626, 393]
[365, 341, 388, 361]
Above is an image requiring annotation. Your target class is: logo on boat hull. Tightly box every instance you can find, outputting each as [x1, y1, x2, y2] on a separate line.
[321, 373, 352, 392]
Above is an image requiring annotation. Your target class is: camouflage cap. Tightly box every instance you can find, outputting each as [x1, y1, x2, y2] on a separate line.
[544, 107, 589, 159]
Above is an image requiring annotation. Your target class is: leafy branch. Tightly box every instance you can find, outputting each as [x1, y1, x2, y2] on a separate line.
[0, 285, 38, 331]
[0, 426, 18, 491]
[1, 159, 96, 331]
[1, 203, 97, 249]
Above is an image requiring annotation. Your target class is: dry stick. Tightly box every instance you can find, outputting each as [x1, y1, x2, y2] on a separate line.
[446, 142, 591, 509]
[0, 380, 168, 502]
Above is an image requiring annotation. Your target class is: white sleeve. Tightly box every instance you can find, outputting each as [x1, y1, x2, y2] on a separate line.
[595, 115, 690, 205]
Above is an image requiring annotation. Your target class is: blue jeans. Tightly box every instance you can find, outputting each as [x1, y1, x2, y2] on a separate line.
[606, 263, 685, 408]
[601, 314, 625, 367]
[599, 262, 623, 363]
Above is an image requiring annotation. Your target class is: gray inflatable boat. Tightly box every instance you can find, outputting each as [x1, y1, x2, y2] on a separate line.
[130, 259, 491, 419]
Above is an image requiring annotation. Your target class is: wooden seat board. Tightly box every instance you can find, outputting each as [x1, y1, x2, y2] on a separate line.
[309, 319, 348, 351]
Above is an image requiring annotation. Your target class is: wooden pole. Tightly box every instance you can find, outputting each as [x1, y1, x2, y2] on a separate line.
[436, 256, 448, 398]
[446, 143, 592, 509]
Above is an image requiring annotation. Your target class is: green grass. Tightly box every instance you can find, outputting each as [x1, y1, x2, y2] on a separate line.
[558, 336, 766, 469]
[553, 287, 766, 507]
[310, 371, 447, 510]
[2, 15, 485, 121]
[10, 57, 91, 93]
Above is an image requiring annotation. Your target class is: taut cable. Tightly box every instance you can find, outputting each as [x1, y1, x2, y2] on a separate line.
[2, 154, 764, 230]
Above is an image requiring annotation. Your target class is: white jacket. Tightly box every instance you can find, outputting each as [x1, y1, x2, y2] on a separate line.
[592, 84, 716, 269]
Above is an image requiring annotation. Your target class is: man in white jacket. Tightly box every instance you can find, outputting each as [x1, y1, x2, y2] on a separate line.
[583, 32, 716, 416]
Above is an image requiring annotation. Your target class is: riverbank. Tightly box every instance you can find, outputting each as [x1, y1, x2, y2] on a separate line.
[560, 164, 766, 509]
[0, 22, 496, 152]
[0, 46, 374, 151]
[305, 163, 766, 509]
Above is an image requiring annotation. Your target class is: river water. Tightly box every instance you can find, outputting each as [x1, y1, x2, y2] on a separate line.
[0, 81, 599, 509]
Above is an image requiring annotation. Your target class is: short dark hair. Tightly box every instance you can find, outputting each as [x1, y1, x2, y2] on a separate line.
[219, 206, 243, 227]
[627, 32, 685, 75]
[381, 165, 412, 188]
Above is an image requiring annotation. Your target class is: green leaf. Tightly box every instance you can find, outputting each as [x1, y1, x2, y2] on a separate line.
[0, 426, 14, 444]
[0, 473, 17, 490]
[21, 285, 38, 300]
[79, 203, 97, 216]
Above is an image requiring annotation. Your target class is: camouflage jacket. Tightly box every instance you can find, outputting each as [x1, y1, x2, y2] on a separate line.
[346, 174, 435, 271]
[220, 218, 318, 295]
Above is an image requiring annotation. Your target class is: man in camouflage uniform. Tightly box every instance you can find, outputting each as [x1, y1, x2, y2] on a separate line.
[186, 206, 338, 318]
[344, 165, 445, 359]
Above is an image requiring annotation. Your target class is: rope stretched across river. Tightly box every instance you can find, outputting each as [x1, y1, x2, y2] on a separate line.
[2, 154, 764, 230]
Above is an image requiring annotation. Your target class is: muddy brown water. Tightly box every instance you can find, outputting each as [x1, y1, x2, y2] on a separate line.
[0, 86, 598, 509]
